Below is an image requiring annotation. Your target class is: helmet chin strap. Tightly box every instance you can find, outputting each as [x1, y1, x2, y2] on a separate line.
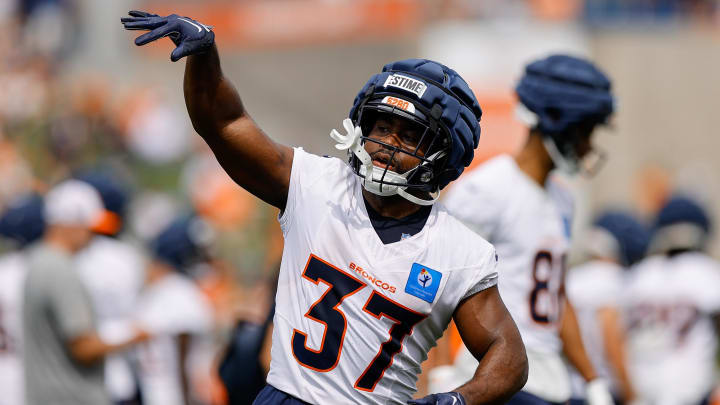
[330, 118, 440, 206]
[541, 136, 579, 175]
[515, 104, 579, 175]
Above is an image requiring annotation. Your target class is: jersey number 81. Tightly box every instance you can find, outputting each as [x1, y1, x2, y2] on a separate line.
[529, 251, 566, 325]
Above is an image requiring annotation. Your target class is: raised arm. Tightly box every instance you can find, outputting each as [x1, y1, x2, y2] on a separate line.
[122, 11, 293, 209]
[410, 286, 527, 405]
[183, 45, 293, 208]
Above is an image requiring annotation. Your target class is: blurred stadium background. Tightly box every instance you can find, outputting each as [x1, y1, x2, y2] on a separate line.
[1, 0, 718, 255]
[0, 0, 718, 404]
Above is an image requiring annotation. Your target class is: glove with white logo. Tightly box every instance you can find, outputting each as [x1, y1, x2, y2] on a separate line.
[121, 10, 215, 62]
[408, 392, 467, 405]
[586, 379, 614, 405]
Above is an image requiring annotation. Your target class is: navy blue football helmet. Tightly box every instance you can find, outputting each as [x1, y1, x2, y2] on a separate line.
[590, 210, 650, 266]
[151, 214, 214, 272]
[334, 59, 482, 205]
[515, 54, 615, 174]
[0, 193, 45, 248]
[650, 195, 711, 254]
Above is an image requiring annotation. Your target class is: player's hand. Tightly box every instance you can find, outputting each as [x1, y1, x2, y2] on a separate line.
[131, 328, 152, 344]
[121, 10, 215, 62]
[586, 379, 614, 405]
[408, 392, 467, 405]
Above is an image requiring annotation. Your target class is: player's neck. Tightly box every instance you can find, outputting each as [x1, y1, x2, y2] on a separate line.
[146, 261, 172, 285]
[361, 189, 423, 219]
[514, 133, 554, 187]
[44, 226, 86, 254]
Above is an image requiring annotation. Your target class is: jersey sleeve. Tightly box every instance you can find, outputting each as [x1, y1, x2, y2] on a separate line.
[138, 282, 212, 336]
[278, 148, 344, 235]
[591, 270, 622, 308]
[698, 263, 720, 313]
[460, 244, 499, 302]
[568, 264, 622, 309]
[443, 178, 502, 241]
[46, 267, 96, 339]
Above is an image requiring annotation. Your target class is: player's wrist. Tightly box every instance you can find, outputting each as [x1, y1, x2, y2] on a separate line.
[585, 378, 613, 405]
[408, 391, 466, 405]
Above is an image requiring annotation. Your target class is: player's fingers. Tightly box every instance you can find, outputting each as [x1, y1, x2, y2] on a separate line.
[122, 19, 166, 31]
[128, 10, 157, 18]
[170, 43, 188, 62]
[134, 23, 176, 46]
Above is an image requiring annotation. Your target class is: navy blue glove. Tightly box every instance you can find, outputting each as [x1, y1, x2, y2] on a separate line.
[121, 10, 215, 62]
[408, 392, 467, 405]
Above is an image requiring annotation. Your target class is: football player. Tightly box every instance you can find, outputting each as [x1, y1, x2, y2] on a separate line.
[0, 194, 45, 405]
[122, 11, 528, 405]
[443, 54, 616, 405]
[22, 180, 149, 405]
[625, 196, 720, 405]
[74, 171, 146, 404]
[134, 215, 214, 405]
[566, 211, 649, 404]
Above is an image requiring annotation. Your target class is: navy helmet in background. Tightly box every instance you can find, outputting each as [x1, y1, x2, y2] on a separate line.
[649, 194, 711, 254]
[591, 210, 650, 267]
[151, 214, 215, 272]
[0, 193, 45, 249]
[515, 54, 615, 174]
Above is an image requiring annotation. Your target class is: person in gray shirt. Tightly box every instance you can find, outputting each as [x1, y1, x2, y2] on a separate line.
[22, 180, 149, 405]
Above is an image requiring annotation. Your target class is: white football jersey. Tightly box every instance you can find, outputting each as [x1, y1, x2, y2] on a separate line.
[266, 148, 498, 405]
[624, 252, 720, 405]
[565, 260, 624, 398]
[0, 252, 26, 405]
[134, 272, 213, 405]
[76, 235, 146, 400]
[443, 154, 574, 402]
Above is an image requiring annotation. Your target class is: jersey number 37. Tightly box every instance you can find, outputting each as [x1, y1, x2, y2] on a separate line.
[292, 255, 426, 392]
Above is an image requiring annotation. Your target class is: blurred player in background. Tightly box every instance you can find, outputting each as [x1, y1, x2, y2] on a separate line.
[566, 211, 649, 404]
[218, 270, 277, 405]
[75, 171, 146, 405]
[134, 214, 214, 405]
[22, 180, 149, 405]
[0, 193, 44, 405]
[443, 54, 616, 405]
[625, 195, 720, 405]
[122, 10, 528, 405]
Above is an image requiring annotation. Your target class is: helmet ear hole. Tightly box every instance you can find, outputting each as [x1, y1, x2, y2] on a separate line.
[545, 107, 562, 122]
[420, 170, 433, 183]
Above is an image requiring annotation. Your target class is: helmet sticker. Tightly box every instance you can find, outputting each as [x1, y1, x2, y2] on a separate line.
[383, 74, 427, 98]
[380, 96, 416, 114]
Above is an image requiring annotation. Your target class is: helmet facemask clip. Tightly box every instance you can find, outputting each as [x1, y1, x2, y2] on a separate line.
[330, 117, 445, 206]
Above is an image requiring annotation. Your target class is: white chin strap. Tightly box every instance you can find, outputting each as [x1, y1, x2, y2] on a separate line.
[541, 136, 579, 175]
[330, 118, 440, 206]
[514, 103, 579, 175]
